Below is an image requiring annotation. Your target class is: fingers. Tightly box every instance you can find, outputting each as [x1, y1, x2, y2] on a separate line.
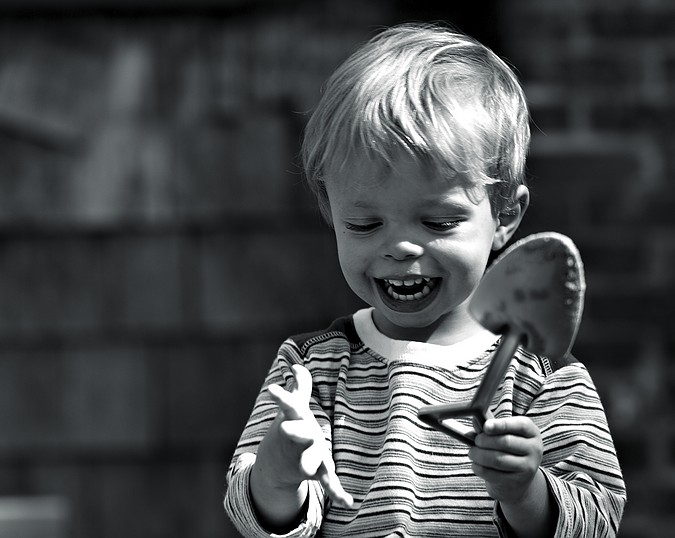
[294, 435, 353, 508]
[470, 417, 542, 473]
[267, 383, 305, 421]
[269, 365, 354, 508]
[471, 461, 505, 482]
[283, 420, 354, 508]
[482, 417, 539, 438]
[474, 431, 532, 455]
[291, 364, 313, 402]
[267, 364, 314, 421]
[469, 447, 526, 472]
[316, 459, 354, 508]
[475, 418, 539, 451]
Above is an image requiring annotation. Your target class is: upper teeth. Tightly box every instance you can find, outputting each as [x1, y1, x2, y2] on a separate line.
[382, 277, 436, 301]
[385, 277, 429, 287]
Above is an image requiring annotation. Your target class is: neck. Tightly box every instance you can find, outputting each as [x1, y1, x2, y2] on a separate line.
[371, 309, 487, 345]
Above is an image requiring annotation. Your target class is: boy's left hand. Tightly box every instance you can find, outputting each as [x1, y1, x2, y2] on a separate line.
[468, 416, 543, 503]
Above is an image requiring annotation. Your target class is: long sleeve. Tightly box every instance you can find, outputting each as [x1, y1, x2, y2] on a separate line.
[225, 452, 324, 538]
[224, 339, 333, 538]
[524, 362, 626, 537]
[225, 314, 627, 537]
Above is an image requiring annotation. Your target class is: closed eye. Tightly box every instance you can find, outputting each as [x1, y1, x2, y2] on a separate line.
[345, 221, 382, 233]
[423, 220, 462, 232]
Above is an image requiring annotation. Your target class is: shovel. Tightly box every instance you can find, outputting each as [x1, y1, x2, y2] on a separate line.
[417, 232, 586, 445]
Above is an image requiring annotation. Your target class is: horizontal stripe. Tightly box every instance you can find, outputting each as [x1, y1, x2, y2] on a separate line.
[225, 314, 626, 538]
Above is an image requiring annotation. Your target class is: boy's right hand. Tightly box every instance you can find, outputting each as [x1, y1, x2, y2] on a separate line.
[254, 364, 353, 515]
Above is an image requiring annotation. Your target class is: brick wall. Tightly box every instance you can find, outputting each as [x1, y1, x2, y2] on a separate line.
[0, 2, 671, 537]
[501, 1, 675, 536]
[0, 8, 381, 538]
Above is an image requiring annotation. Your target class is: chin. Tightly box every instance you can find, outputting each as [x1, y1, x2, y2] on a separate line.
[375, 301, 445, 332]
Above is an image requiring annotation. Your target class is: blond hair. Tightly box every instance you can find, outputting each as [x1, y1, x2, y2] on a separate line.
[301, 22, 530, 222]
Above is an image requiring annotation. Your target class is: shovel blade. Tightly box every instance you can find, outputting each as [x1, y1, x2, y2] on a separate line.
[469, 232, 585, 360]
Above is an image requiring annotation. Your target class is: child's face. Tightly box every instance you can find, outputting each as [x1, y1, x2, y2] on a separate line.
[325, 152, 502, 343]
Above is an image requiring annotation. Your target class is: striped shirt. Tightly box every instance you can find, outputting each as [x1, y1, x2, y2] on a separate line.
[225, 308, 626, 537]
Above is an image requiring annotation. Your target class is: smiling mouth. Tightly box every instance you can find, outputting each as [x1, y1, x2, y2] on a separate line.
[377, 277, 440, 301]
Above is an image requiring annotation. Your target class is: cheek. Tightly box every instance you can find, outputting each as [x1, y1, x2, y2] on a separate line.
[335, 234, 360, 273]
[435, 240, 491, 283]
[335, 235, 370, 285]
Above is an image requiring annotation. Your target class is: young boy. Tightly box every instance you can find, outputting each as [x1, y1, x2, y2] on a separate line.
[224, 22, 626, 537]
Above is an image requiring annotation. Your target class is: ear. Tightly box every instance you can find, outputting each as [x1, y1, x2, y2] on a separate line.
[492, 185, 530, 251]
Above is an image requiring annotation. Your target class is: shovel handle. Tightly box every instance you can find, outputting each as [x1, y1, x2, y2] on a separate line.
[471, 329, 523, 414]
[417, 329, 523, 445]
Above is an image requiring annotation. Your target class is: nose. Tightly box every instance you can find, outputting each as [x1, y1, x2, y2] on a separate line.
[384, 239, 424, 261]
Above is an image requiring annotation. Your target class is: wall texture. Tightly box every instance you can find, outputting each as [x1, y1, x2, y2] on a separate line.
[0, 1, 671, 537]
[502, 2, 675, 536]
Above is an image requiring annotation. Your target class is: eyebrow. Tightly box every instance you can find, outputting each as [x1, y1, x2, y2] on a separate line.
[418, 195, 475, 212]
[347, 196, 473, 213]
[352, 200, 376, 209]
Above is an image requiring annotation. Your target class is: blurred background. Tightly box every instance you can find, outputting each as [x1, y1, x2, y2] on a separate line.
[0, 0, 672, 536]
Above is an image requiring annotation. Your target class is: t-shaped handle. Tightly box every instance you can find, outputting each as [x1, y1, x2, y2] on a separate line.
[417, 330, 522, 445]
